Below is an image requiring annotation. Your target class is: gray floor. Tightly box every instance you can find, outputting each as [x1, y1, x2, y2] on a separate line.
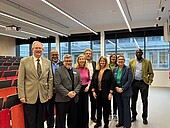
[45, 87, 170, 128]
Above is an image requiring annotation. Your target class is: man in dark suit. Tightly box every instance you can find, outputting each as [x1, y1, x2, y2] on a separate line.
[18, 41, 53, 128]
[84, 48, 97, 123]
[54, 54, 82, 128]
[45, 50, 63, 128]
[129, 49, 154, 125]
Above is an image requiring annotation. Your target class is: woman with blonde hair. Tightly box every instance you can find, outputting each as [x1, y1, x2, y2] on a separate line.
[91, 56, 115, 128]
[75, 54, 90, 128]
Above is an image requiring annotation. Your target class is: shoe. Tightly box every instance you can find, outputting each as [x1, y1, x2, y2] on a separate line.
[123, 127, 130, 128]
[116, 123, 123, 127]
[143, 119, 148, 125]
[91, 118, 97, 123]
[94, 123, 102, 128]
[131, 117, 136, 122]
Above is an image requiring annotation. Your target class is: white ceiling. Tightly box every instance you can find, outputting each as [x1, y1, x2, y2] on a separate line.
[0, 0, 169, 39]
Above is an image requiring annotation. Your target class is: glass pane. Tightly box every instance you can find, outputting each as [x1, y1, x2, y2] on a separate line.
[42, 43, 48, 58]
[20, 44, 30, 57]
[105, 39, 116, 56]
[71, 41, 90, 65]
[92, 40, 101, 62]
[51, 43, 56, 50]
[146, 36, 169, 69]
[60, 42, 69, 61]
[117, 37, 144, 65]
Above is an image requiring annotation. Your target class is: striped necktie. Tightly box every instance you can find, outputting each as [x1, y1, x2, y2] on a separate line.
[37, 58, 42, 77]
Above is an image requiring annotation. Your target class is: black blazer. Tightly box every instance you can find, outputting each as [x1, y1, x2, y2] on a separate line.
[113, 65, 133, 97]
[92, 61, 96, 71]
[91, 69, 115, 98]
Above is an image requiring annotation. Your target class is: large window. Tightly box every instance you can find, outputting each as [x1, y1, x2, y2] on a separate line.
[17, 27, 170, 70]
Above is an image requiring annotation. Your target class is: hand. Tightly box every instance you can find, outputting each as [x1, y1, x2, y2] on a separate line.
[84, 86, 89, 92]
[20, 97, 26, 103]
[116, 87, 123, 93]
[108, 93, 112, 100]
[67, 91, 76, 98]
[92, 92, 97, 99]
[47, 96, 52, 100]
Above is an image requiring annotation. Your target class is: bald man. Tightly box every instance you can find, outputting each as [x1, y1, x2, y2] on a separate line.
[46, 50, 63, 128]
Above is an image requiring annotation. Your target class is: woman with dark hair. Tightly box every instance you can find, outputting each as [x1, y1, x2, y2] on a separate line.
[91, 56, 115, 128]
[113, 55, 133, 128]
[109, 54, 118, 119]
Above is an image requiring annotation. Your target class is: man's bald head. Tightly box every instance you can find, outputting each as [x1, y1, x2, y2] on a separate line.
[50, 50, 59, 63]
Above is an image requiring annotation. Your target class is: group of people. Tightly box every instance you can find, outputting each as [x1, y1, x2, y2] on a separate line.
[18, 41, 154, 128]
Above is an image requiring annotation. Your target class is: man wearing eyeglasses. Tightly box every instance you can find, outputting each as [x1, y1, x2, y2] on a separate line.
[54, 54, 82, 128]
[45, 50, 63, 128]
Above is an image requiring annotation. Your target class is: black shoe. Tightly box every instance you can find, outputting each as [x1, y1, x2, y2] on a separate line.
[123, 127, 130, 128]
[131, 117, 136, 122]
[143, 119, 148, 125]
[94, 123, 102, 128]
[91, 118, 97, 123]
[116, 123, 123, 127]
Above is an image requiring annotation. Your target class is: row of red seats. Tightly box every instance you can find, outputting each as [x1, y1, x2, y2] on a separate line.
[0, 62, 20, 66]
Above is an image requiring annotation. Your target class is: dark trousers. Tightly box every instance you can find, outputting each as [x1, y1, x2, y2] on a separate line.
[96, 92, 110, 126]
[89, 91, 97, 119]
[131, 80, 149, 119]
[46, 95, 55, 128]
[55, 100, 77, 128]
[77, 85, 89, 128]
[23, 98, 46, 128]
[108, 94, 117, 115]
[116, 94, 131, 128]
[113, 94, 117, 115]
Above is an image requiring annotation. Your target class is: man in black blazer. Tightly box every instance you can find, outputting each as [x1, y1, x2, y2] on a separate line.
[84, 48, 97, 122]
[54, 54, 82, 128]
[45, 50, 63, 128]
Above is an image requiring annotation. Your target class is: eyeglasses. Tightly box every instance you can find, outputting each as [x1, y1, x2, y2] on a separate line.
[52, 54, 59, 56]
[64, 60, 72, 63]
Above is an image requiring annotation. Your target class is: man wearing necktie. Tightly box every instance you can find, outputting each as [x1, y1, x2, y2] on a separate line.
[18, 41, 53, 128]
[54, 54, 82, 128]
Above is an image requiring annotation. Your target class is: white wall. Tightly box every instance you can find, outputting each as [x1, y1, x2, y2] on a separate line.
[152, 70, 170, 87]
[0, 35, 16, 56]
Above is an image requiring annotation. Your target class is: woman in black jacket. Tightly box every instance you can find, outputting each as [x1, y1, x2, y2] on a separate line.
[91, 56, 115, 128]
